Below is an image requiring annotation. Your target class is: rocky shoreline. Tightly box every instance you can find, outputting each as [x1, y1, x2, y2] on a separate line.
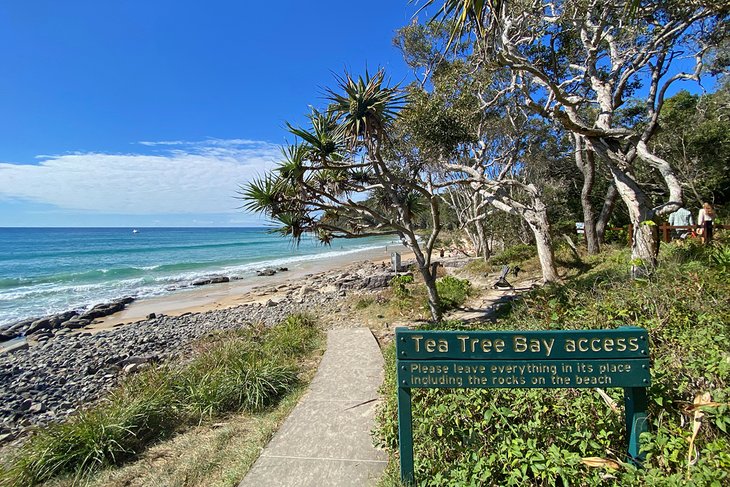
[0, 297, 138, 345]
[0, 260, 403, 446]
[0, 268, 304, 344]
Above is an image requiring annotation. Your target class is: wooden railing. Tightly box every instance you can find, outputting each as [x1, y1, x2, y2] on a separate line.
[606, 221, 728, 246]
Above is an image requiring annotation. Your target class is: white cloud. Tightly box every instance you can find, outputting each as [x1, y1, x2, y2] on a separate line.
[137, 140, 187, 146]
[0, 139, 280, 215]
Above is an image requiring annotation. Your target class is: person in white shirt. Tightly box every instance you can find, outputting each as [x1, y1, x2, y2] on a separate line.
[668, 207, 693, 239]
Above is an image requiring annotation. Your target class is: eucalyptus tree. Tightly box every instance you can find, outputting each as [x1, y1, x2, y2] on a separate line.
[395, 27, 562, 283]
[446, 106, 562, 283]
[443, 185, 494, 261]
[241, 70, 448, 320]
[423, 0, 728, 276]
[652, 84, 730, 206]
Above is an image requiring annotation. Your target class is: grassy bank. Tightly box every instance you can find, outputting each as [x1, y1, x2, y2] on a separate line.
[375, 239, 730, 486]
[0, 314, 323, 487]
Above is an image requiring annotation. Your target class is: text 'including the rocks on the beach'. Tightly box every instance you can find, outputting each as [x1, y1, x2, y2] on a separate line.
[396, 328, 650, 389]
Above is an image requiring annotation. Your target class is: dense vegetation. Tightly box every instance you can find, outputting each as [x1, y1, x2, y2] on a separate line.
[375, 239, 730, 486]
[0, 315, 322, 487]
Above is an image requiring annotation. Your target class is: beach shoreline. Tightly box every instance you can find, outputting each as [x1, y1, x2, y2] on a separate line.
[0, 240, 412, 343]
[0, 228, 407, 333]
[91, 243, 411, 331]
[0, 243, 417, 446]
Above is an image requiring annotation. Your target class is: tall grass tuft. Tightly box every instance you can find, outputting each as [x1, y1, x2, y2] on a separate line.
[2, 369, 178, 486]
[0, 313, 322, 486]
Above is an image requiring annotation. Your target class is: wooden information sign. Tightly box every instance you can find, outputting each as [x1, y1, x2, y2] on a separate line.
[395, 327, 650, 485]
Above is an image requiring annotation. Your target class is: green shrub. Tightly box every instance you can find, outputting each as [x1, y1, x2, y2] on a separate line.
[435, 276, 472, 311]
[2, 369, 178, 486]
[390, 274, 415, 299]
[0, 315, 323, 486]
[603, 227, 629, 245]
[709, 242, 730, 278]
[490, 244, 537, 265]
[375, 248, 730, 486]
[175, 348, 298, 421]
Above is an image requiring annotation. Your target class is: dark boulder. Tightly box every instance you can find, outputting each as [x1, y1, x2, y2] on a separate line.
[25, 318, 53, 335]
[8, 319, 35, 332]
[62, 318, 90, 329]
[0, 330, 17, 342]
[79, 299, 129, 321]
[192, 276, 229, 286]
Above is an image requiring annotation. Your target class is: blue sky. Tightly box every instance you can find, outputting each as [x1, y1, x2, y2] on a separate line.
[0, 2, 718, 227]
[0, 0, 418, 226]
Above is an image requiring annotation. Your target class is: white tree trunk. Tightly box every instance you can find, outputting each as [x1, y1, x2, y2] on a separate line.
[524, 211, 560, 283]
[483, 189, 560, 284]
[588, 139, 661, 277]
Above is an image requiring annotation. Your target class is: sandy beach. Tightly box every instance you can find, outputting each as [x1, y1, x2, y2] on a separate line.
[92, 243, 413, 330]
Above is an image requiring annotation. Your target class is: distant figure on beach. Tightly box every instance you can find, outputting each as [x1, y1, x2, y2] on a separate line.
[697, 202, 715, 240]
[668, 207, 693, 239]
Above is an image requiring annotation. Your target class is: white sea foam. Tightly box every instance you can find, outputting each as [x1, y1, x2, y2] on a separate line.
[0, 239, 396, 328]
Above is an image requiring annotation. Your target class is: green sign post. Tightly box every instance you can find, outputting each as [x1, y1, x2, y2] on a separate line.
[395, 327, 650, 485]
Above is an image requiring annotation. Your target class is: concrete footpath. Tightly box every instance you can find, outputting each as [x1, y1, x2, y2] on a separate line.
[240, 328, 388, 487]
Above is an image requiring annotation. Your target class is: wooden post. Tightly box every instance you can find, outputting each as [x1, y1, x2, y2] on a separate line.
[661, 223, 670, 243]
[398, 385, 415, 485]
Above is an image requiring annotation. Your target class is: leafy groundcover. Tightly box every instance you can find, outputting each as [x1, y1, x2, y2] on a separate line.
[375, 242, 730, 486]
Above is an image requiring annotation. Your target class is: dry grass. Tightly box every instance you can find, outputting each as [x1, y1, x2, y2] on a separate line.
[45, 364, 320, 487]
[47, 388, 306, 487]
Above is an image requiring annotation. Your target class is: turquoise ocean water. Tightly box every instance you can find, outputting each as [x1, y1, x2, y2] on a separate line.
[0, 227, 390, 328]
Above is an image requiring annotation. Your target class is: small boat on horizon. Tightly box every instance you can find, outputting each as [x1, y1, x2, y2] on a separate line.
[132, 229, 139, 234]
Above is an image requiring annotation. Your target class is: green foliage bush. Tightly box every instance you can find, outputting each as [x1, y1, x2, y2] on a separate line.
[435, 276, 472, 311]
[490, 244, 537, 265]
[375, 247, 730, 486]
[603, 227, 629, 245]
[0, 314, 322, 486]
[390, 274, 415, 299]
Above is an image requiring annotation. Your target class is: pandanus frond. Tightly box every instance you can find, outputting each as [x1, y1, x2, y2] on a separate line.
[316, 228, 334, 246]
[326, 69, 405, 146]
[322, 208, 340, 222]
[349, 168, 373, 185]
[417, 0, 500, 47]
[278, 143, 309, 184]
[314, 168, 349, 195]
[238, 174, 285, 215]
[287, 108, 343, 162]
[272, 212, 309, 245]
[404, 192, 428, 218]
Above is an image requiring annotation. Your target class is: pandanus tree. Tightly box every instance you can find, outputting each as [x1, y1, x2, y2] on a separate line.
[241, 70, 447, 320]
[422, 0, 728, 276]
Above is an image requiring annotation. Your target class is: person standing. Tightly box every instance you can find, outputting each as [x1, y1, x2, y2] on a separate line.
[697, 202, 716, 241]
[668, 207, 694, 239]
